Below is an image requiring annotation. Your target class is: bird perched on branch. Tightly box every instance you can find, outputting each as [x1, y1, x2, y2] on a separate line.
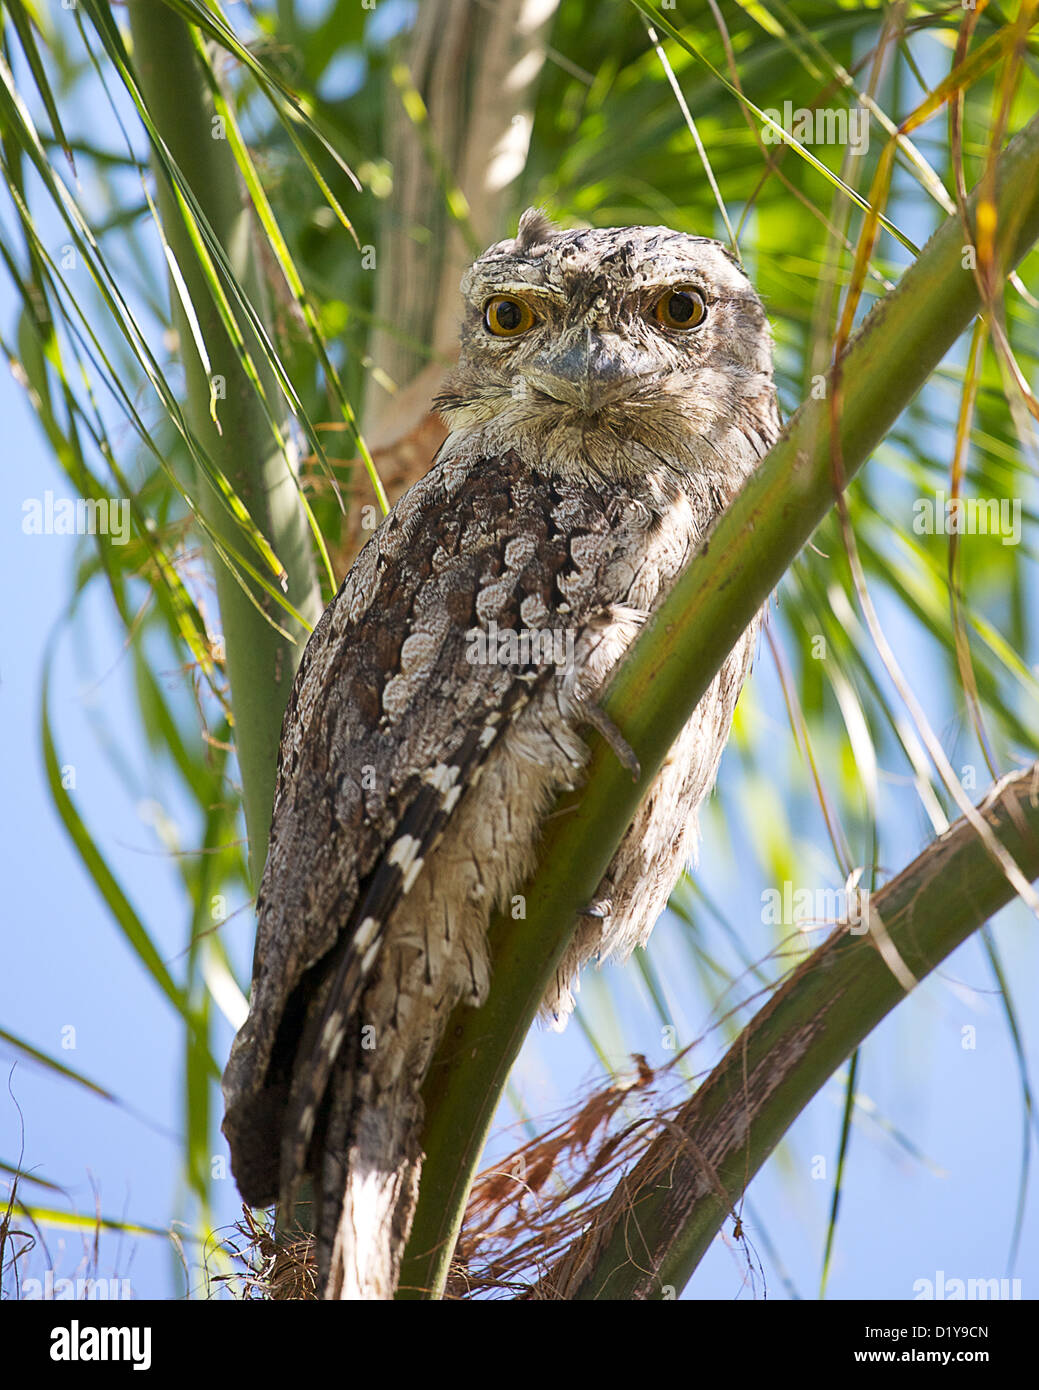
[221, 209, 779, 1299]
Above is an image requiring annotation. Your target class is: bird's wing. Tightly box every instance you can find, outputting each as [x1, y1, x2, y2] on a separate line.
[221, 448, 623, 1206]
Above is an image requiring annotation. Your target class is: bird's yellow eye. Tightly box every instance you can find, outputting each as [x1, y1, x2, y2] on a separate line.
[653, 287, 707, 330]
[484, 295, 538, 337]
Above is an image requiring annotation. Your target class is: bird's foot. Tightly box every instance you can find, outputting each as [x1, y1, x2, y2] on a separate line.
[580, 897, 612, 920]
[582, 701, 641, 781]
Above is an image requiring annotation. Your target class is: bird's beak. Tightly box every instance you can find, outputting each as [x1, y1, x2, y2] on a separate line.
[527, 330, 636, 413]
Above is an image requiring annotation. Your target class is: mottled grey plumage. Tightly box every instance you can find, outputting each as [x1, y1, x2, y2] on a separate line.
[221, 210, 779, 1299]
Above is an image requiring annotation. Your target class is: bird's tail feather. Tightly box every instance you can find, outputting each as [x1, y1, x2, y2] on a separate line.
[316, 1063, 424, 1299]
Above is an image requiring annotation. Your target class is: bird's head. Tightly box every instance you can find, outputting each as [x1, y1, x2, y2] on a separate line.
[435, 209, 778, 486]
